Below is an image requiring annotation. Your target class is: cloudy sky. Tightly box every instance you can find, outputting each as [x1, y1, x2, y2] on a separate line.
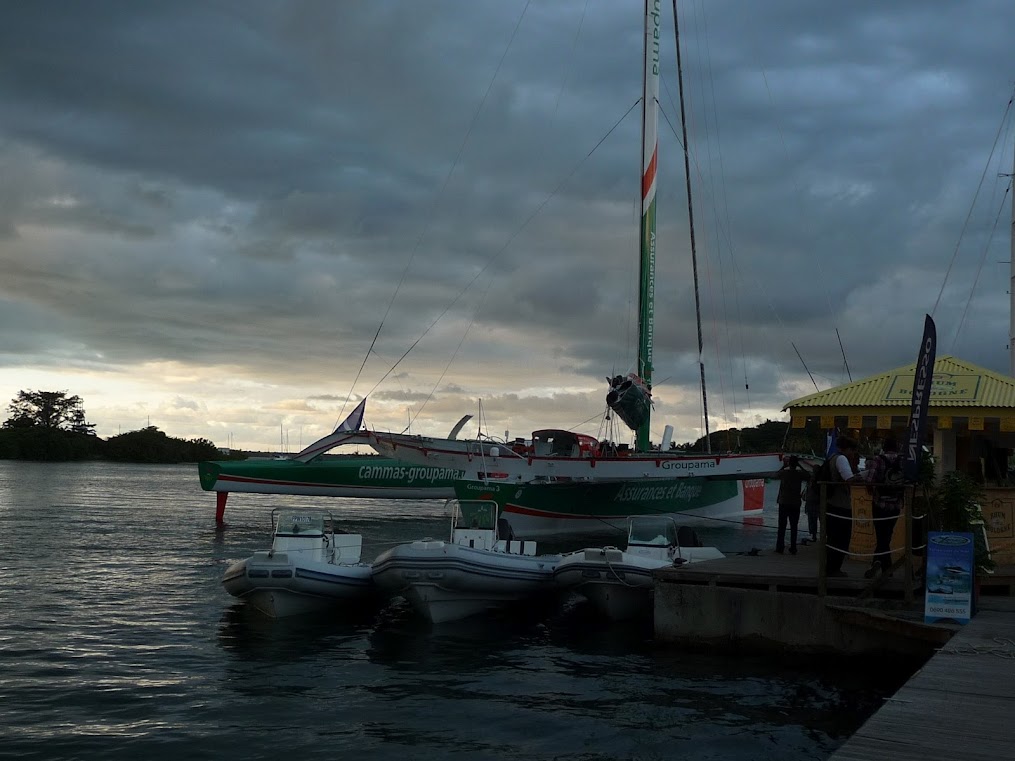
[2, 0, 1014, 452]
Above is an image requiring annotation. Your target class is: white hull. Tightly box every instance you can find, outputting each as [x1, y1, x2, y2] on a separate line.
[576, 580, 654, 621]
[554, 545, 723, 621]
[223, 554, 374, 618]
[501, 491, 754, 539]
[400, 584, 524, 624]
[222, 510, 374, 619]
[369, 431, 783, 482]
[371, 541, 559, 623]
[554, 558, 656, 620]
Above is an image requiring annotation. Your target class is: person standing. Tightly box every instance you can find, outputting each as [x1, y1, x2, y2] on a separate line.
[804, 466, 821, 542]
[862, 437, 904, 578]
[775, 456, 809, 554]
[824, 436, 861, 577]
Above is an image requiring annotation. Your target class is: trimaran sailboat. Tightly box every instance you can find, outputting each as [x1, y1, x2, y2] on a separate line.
[427, 0, 781, 536]
[200, 0, 786, 528]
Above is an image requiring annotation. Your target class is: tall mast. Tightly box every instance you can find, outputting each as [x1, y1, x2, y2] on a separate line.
[637, 0, 661, 452]
[1010, 139, 1015, 376]
[672, 0, 710, 452]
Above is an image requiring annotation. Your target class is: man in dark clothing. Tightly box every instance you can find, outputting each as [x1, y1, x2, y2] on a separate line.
[824, 436, 860, 577]
[775, 456, 809, 554]
[862, 437, 904, 578]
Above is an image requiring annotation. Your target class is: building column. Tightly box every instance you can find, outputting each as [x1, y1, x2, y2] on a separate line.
[933, 427, 956, 478]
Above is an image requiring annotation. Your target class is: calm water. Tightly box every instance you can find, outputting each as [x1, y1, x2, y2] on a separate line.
[0, 461, 917, 761]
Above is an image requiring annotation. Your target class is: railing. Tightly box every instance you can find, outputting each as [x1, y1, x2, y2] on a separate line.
[815, 482, 927, 602]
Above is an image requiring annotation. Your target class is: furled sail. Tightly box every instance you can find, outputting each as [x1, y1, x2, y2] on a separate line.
[606, 374, 652, 431]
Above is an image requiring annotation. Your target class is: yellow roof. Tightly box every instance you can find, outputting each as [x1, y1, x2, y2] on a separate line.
[784, 355, 1015, 412]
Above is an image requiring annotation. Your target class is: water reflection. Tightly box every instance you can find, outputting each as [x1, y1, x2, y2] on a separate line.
[217, 601, 380, 662]
[364, 594, 579, 671]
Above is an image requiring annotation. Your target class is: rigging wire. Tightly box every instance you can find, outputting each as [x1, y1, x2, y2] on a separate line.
[671, 0, 710, 452]
[551, 0, 589, 123]
[694, 0, 754, 422]
[792, 342, 820, 393]
[365, 99, 644, 398]
[951, 179, 1013, 349]
[335, 0, 534, 428]
[682, 0, 733, 442]
[931, 88, 1015, 319]
[404, 0, 591, 431]
[748, 45, 845, 391]
[835, 329, 852, 382]
[658, 93, 800, 393]
[403, 274, 495, 433]
[660, 1, 757, 440]
[662, 69, 751, 430]
[950, 105, 1014, 350]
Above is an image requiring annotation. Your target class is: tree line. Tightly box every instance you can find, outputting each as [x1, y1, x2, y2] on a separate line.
[673, 419, 826, 456]
[0, 390, 221, 463]
[2, 389, 827, 464]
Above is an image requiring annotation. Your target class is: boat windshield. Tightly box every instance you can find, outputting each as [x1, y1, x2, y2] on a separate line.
[455, 500, 497, 530]
[275, 512, 325, 536]
[628, 517, 677, 546]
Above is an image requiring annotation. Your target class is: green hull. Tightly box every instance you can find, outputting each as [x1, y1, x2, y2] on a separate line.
[199, 456, 465, 499]
[454, 477, 763, 539]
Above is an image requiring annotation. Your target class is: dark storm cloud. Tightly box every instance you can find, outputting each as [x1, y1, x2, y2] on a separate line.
[0, 0, 1013, 437]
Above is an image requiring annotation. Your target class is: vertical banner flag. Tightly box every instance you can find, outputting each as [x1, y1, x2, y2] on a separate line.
[825, 428, 839, 458]
[904, 315, 937, 482]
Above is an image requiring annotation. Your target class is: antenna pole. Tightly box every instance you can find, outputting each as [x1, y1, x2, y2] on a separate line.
[836, 328, 852, 381]
[792, 342, 820, 392]
[672, 0, 710, 451]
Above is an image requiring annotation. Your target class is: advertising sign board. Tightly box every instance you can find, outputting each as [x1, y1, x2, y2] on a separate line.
[924, 532, 975, 625]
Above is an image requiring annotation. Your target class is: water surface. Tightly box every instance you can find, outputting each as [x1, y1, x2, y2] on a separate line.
[0, 461, 916, 760]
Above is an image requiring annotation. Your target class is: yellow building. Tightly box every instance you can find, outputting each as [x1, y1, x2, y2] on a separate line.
[785, 355, 1015, 480]
[784, 355, 1015, 563]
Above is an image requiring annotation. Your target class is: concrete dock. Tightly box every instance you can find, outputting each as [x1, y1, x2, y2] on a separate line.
[654, 542, 957, 655]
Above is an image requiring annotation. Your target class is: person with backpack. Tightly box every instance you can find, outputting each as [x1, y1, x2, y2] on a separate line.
[774, 455, 810, 554]
[821, 436, 861, 577]
[862, 436, 905, 578]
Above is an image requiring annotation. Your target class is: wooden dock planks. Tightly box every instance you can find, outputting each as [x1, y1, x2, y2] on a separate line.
[830, 607, 1015, 761]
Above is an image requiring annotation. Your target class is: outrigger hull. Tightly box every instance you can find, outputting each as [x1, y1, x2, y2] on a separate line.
[199, 456, 465, 499]
[454, 477, 765, 539]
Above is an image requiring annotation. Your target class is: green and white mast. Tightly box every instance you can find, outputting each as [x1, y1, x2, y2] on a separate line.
[636, 0, 661, 452]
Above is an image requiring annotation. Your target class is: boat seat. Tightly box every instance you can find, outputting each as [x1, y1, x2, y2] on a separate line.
[495, 539, 537, 556]
[497, 517, 516, 542]
[677, 526, 703, 548]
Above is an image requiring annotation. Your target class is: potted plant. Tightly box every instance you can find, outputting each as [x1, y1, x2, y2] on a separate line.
[912, 452, 938, 559]
[931, 471, 994, 571]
